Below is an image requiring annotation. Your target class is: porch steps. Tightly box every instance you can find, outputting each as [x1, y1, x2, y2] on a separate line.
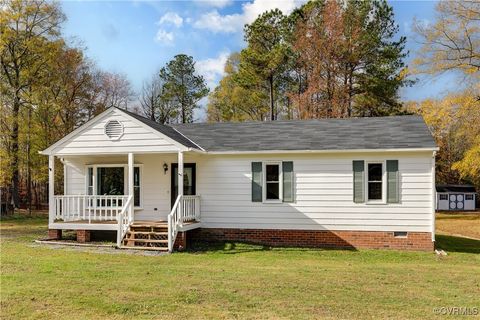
[122, 221, 169, 251]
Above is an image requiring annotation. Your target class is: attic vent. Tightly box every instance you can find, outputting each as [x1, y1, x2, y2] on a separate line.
[104, 120, 123, 140]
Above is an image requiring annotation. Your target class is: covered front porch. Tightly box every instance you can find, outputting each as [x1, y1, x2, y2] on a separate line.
[47, 151, 201, 251]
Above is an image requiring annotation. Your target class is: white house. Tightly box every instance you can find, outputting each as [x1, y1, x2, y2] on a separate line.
[41, 107, 438, 252]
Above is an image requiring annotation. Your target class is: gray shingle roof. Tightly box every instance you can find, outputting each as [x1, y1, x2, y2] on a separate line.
[120, 108, 200, 149]
[171, 115, 436, 152]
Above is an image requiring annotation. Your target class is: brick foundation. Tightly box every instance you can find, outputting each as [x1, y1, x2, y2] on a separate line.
[189, 228, 434, 251]
[77, 230, 91, 243]
[174, 231, 187, 251]
[48, 229, 62, 240]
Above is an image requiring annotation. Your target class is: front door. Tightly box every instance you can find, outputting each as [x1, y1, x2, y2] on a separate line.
[171, 163, 196, 207]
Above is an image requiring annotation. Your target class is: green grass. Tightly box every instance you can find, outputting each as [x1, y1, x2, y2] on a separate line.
[1, 215, 479, 319]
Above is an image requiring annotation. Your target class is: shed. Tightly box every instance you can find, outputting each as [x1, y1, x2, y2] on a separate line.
[436, 185, 477, 211]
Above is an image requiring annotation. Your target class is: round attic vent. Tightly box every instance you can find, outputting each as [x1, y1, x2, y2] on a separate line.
[104, 120, 124, 140]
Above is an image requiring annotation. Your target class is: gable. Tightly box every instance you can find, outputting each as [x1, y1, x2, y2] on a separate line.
[42, 108, 188, 155]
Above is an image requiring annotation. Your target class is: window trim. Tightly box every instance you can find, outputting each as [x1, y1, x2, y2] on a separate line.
[365, 161, 386, 204]
[85, 164, 143, 209]
[262, 161, 283, 203]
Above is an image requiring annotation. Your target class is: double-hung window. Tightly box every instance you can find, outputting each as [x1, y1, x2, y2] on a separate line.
[265, 162, 282, 201]
[353, 160, 398, 204]
[251, 161, 294, 203]
[367, 163, 383, 201]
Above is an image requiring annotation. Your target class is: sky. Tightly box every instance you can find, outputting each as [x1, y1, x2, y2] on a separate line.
[61, 0, 455, 120]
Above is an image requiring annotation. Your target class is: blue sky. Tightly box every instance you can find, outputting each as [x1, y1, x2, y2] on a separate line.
[61, 0, 454, 119]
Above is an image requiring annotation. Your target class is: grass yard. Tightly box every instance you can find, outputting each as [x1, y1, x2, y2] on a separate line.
[436, 211, 480, 240]
[1, 213, 479, 319]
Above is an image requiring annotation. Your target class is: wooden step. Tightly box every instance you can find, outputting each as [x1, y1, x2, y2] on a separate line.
[127, 231, 168, 236]
[125, 239, 168, 244]
[131, 222, 167, 227]
[119, 246, 168, 251]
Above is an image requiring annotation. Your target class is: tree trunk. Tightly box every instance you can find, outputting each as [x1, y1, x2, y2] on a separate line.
[11, 96, 20, 208]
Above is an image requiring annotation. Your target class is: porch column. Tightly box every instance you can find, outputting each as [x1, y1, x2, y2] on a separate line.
[48, 155, 55, 224]
[128, 153, 134, 220]
[177, 151, 184, 198]
[178, 151, 183, 223]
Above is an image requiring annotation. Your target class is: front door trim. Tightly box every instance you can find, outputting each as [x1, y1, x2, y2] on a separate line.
[171, 163, 196, 207]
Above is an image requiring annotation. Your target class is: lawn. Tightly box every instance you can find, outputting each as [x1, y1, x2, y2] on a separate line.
[1, 213, 479, 319]
[436, 211, 480, 240]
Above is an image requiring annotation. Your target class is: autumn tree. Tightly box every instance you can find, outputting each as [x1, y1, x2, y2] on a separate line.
[291, 0, 410, 118]
[159, 54, 209, 123]
[0, 0, 65, 207]
[140, 73, 176, 124]
[411, 1, 480, 190]
[413, 1, 480, 83]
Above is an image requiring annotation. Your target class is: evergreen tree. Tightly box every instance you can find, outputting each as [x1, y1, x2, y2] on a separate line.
[159, 54, 209, 123]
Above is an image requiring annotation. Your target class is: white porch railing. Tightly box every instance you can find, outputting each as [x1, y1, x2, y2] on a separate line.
[116, 195, 133, 247]
[53, 195, 129, 222]
[167, 195, 201, 252]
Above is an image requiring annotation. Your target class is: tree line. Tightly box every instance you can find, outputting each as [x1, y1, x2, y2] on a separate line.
[1, 0, 479, 211]
[0, 0, 209, 210]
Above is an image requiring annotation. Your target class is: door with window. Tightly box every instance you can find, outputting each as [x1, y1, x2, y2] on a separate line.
[171, 163, 196, 207]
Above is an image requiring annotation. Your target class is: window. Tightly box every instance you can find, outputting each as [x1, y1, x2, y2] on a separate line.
[265, 163, 281, 201]
[465, 194, 474, 200]
[367, 163, 383, 201]
[97, 167, 124, 196]
[87, 167, 94, 195]
[86, 165, 141, 207]
[439, 194, 448, 200]
[252, 161, 294, 203]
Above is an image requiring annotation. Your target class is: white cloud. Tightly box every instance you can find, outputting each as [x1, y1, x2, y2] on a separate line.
[194, 0, 233, 9]
[196, 51, 230, 89]
[193, 11, 242, 33]
[154, 29, 174, 45]
[158, 12, 183, 27]
[193, 0, 306, 33]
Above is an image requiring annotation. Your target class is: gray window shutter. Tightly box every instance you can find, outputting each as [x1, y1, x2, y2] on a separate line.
[353, 160, 365, 203]
[282, 161, 294, 202]
[387, 160, 399, 203]
[252, 162, 262, 202]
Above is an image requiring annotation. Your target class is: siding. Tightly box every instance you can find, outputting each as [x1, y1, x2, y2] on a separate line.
[52, 110, 180, 155]
[62, 151, 434, 233]
[191, 152, 434, 232]
[63, 154, 177, 221]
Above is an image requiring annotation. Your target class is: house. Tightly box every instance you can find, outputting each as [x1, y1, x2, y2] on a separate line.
[436, 185, 477, 211]
[41, 107, 438, 252]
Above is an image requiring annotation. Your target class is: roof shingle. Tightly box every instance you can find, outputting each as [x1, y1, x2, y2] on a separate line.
[171, 115, 437, 152]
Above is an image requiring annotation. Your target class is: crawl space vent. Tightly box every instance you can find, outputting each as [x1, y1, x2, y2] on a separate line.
[104, 120, 123, 140]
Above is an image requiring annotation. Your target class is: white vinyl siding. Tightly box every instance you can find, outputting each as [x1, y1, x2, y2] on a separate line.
[61, 151, 435, 233]
[51, 110, 181, 155]
[193, 152, 434, 232]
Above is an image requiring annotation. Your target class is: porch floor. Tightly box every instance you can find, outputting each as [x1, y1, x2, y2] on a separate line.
[51, 220, 201, 231]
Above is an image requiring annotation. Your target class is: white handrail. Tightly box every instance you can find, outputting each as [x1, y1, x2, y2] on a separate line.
[116, 195, 133, 247]
[167, 195, 201, 252]
[53, 195, 128, 222]
[168, 195, 182, 252]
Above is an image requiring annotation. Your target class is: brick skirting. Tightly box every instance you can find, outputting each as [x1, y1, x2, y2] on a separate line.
[48, 229, 62, 240]
[77, 230, 91, 243]
[189, 228, 434, 251]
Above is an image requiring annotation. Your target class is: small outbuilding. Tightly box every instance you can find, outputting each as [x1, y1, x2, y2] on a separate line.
[436, 184, 477, 211]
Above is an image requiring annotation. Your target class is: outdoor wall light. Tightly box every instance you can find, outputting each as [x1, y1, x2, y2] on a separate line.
[163, 163, 168, 174]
